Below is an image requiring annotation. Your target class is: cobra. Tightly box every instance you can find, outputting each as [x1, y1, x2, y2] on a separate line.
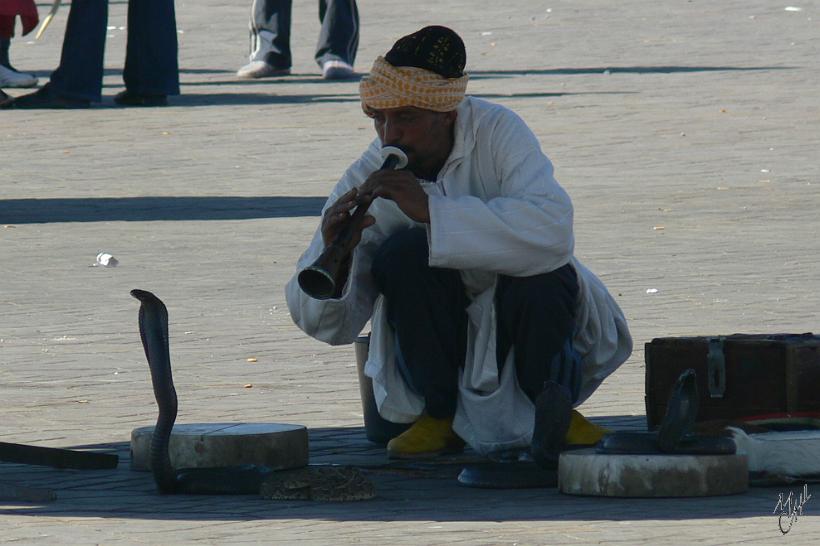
[130, 288, 375, 500]
[131, 289, 272, 494]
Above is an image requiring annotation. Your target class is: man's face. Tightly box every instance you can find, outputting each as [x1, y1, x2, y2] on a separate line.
[365, 105, 457, 179]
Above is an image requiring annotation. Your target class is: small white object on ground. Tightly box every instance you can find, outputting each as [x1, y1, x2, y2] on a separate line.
[646, 288, 659, 294]
[95, 252, 119, 267]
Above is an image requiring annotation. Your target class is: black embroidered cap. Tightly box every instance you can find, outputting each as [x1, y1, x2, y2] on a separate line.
[384, 25, 466, 79]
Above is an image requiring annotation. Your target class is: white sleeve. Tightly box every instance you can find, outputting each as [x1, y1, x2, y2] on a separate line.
[427, 110, 574, 276]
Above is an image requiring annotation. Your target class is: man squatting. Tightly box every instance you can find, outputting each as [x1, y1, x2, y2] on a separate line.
[286, 26, 632, 461]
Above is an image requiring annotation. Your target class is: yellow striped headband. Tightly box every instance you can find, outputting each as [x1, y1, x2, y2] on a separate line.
[359, 56, 468, 113]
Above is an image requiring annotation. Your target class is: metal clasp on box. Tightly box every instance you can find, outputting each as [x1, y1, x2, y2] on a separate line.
[707, 337, 726, 398]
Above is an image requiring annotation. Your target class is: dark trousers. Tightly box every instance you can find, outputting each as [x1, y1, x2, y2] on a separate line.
[250, 0, 359, 68]
[0, 36, 10, 68]
[49, 0, 180, 102]
[371, 228, 581, 419]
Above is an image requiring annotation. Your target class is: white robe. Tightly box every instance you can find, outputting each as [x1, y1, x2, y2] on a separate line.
[285, 96, 632, 454]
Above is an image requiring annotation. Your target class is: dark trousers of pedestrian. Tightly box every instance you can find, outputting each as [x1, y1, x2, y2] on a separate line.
[371, 228, 582, 419]
[49, 0, 180, 102]
[250, 0, 359, 68]
[0, 36, 11, 68]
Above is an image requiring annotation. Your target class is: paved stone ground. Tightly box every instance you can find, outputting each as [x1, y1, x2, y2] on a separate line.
[2, 0, 819, 544]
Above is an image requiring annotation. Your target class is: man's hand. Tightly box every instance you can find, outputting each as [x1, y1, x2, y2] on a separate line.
[321, 188, 376, 248]
[359, 170, 431, 223]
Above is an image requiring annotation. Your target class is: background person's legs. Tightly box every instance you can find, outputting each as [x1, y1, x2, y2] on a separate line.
[48, 0, 108, 102]
[5, 0, 106, 107]
[0, 36, 37, 87]
[238, 0, 293, 77]
[315, 0, 358, 78]
[0, 36, 10, 68]
[122, 0, 180, 99]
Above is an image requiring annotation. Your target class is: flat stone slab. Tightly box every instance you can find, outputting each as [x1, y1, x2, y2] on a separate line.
[130, 423, 308, 471]
[558, 448, 748, 497]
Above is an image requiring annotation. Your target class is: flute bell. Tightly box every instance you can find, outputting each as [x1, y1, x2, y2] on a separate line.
[298, 146, 408, 300]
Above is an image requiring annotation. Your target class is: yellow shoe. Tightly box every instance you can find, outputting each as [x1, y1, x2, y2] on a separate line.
[565, 410, 610, 446]
[386, 414, 465, 459]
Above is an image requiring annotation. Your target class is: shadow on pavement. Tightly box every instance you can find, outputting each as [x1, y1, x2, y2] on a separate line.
[27, 64, 789, 83]
[104, 78, 356, 88]
[0, 196, 327, 223]
[170, 92, 361, 106]
[0, 419, 786, 522]
[148, 91, 588, 107]
[27, 67, 238, 78]
[468, 65, 793, 79]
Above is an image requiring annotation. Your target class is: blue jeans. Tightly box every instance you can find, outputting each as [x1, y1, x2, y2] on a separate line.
[50, 0, 180, 101]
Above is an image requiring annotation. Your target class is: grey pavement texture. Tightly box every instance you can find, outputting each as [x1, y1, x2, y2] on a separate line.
[1, 0, 820, 544]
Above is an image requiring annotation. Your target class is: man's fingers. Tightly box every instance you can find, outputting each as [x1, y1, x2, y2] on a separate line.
[340, 194, 359, 208]
[360, 215, 376, 229]
[370, 185, 390, 199]
[359, 169, 397, 195]
[334, 188, 358, 207]
[325, 211, 345, 227]
[371, 182, 404, 201]
[349, 215, 376, 247]
[327, 195, 358, 219]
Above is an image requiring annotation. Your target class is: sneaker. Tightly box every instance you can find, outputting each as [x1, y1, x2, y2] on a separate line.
[322, 60, 356, 80]
[0, 64, 38, 88]
[386, 414, 465, 459]
[236, 61, 291, 79]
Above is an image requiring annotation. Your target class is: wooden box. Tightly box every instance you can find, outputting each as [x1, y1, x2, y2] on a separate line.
[645, 333, 820, 429]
